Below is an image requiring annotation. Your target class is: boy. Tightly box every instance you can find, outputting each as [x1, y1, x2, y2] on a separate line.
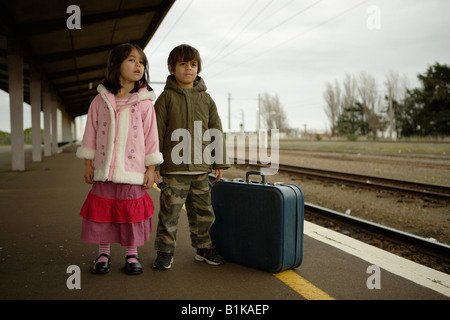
[153, 44, 230, 270]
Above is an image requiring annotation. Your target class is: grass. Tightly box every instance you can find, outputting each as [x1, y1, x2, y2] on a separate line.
[279, 139, 450, 156]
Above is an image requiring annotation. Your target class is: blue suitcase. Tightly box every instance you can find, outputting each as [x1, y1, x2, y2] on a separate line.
[210, 171, 304, 273]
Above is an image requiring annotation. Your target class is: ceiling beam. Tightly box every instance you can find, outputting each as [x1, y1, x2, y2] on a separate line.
[54, 76, 104, 90]
[48, 64, 105, 79]
[19, 5, 163, 36]
[36, 44, 114, 64]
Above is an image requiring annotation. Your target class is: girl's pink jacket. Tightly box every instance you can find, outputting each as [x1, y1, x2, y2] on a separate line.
[76, 84, 163, 185]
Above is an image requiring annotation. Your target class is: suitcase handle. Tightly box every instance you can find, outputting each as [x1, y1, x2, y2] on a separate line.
[246, 171, 266, 184]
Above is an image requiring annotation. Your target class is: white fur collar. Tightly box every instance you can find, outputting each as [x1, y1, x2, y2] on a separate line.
[97, 84, 155, 101]
[138, 90, 156, 101]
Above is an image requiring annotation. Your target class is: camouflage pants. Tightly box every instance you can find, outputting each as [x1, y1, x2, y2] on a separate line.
[154, 173, 215, 253]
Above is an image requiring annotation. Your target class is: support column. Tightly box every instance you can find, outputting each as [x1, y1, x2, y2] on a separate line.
[43, 84, 52, 157]
[51, 93, 58, 154]
[30, 68, 42, 162]
[7, 38, 24, 171]
[61, 106, 75, 143]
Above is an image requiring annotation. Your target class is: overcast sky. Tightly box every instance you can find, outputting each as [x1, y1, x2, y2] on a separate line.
[1, 0, 449, 134]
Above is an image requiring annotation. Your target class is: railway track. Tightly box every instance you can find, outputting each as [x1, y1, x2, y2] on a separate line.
[227, 159, 450, 273]
[233, 158, 450, 202]
[304, 202, 450, 274]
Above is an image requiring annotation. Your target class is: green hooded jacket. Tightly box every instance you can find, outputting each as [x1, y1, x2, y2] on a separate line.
[155, 75, 230, 174]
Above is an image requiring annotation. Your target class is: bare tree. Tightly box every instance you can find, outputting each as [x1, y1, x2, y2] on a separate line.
[323, 80, 341, 136]
[385, 70, 399, 139]
[260, 92, 289, 132]
[324, 72, 396, 137]
[358, 72, 382, 135]
[399, 74, 409, 104]
[385, 70, 410, 138]
[341, 73, 358, 112]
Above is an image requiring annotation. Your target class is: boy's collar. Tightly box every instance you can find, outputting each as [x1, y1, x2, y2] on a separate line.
[168, 74, 202, 89]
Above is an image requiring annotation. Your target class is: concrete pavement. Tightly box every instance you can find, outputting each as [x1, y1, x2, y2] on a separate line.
[1, 145, 448, 304]
[0, 145, 302, 300]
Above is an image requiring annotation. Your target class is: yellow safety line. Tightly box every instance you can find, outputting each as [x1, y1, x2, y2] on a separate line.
[153, 184, 334, 300]
[273, 270, 335, 300]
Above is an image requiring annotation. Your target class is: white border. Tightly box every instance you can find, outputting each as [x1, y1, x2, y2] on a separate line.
[304, 221, 450, 297]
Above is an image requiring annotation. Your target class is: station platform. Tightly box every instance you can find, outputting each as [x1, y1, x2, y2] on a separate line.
[1, 145, 449, 304]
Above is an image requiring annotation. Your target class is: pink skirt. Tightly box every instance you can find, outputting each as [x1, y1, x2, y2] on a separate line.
[80, 181, 154, 247]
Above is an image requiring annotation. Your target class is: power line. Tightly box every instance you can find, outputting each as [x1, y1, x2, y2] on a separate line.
[207, 0, 325, 67]
[205, 0, 299, 69]
[148, 0, 194, 59]
[208, 0, 370, 79]
[244, 0, 297, 31]
[204, 0, 259, 66]
[205, 0, 275, 68]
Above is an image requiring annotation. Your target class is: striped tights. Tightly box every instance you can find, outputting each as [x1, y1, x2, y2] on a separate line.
[97, 244, 139, 263]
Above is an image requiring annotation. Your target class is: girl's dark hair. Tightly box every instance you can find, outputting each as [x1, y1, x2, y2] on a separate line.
[168, 44, 202, 74]
[102, 43, 150, 94]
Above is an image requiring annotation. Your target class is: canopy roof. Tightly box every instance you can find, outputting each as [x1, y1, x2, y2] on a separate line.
[0, 0, 175, 117]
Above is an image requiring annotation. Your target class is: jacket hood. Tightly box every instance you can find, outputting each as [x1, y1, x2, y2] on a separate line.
[97, 84, 156, 101]
[164, 75, 207, 94]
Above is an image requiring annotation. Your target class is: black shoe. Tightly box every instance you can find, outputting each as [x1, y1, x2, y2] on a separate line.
[92, 254, 111, 274]
[195, 247, 225, 266]
[124, 255, 143, 275]
[153, 251, 174, 270]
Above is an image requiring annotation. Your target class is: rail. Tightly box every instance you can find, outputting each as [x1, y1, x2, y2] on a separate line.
[226, 160, 450, 273]
[304, 202, 450, 267]
[233, 158, 450, 202]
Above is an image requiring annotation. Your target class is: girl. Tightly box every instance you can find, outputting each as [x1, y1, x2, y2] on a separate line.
[76, 43, 163, 275]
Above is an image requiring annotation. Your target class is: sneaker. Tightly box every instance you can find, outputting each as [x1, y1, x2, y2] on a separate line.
[153, 251, 174, 270]
[195, 247, 225, 266]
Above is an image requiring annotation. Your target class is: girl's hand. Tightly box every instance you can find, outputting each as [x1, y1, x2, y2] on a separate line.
[84, 160, 95, 184]
[214, 169, 223, 182]
[142, 166, 156, 189]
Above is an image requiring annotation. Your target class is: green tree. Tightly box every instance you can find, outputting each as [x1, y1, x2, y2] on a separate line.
[396, 62, 450, 137]
[0, 131, 11, 145]
[337, 102, 368, 136]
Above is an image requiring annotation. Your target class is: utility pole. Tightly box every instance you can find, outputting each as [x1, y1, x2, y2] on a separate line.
[228, 93, 231, 132]
[388, 87, 393, 139]
[257, 94, 261, 131]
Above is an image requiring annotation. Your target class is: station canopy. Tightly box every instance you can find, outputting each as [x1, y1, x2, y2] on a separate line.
[0, 0, 175, 117]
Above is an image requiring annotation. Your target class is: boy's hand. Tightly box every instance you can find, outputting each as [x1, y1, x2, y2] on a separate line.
[143, 166, 156, 189]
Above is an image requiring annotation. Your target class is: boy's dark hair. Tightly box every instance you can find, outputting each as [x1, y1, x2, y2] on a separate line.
[102, 43, 150, 94]
[168, 44, 202, 74]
